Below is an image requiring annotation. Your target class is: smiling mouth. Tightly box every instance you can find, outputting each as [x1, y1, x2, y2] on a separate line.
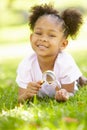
[37, 45, 48, 50]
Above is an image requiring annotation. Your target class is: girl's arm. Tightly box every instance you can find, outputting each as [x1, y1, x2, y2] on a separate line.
[62, 82, 75, 93]
[18, 87, 31, 103]
[18, 81, 42, 103]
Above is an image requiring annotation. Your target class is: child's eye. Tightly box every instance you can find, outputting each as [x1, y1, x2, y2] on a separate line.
[49, 34, 56, 37]
[35, 32, 42, 35]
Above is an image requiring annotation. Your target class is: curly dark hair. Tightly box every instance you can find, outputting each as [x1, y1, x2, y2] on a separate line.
[29, 4, 83, 39]
[61, 8, 83, 39]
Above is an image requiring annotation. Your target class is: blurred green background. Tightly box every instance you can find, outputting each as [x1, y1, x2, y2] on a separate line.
[0, 0, 87, 60]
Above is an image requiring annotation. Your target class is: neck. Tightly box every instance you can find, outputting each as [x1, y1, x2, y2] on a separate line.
[37, 55, 57, 72]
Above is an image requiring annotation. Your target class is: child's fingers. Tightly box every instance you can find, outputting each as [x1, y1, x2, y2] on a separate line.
[27, 82, 41, 89]
[37, 80, 45, 85]
[55, 90, 69, 101]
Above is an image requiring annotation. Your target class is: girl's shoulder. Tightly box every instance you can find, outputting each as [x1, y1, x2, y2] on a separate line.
[17, 52, 37, 71]
[59, 51, 73, 58]
[55, 51, 76, 67]
[59, 51, 73, 60]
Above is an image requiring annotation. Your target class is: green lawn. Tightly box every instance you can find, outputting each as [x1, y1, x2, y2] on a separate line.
[0, 50, 87, 130]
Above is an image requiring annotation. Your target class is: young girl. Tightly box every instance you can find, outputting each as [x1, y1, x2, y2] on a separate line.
[16, 4, 87, 103]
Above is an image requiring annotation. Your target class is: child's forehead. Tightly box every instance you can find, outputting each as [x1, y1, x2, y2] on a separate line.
[35, 14, 62, 26]
[37, 14, 59, 22]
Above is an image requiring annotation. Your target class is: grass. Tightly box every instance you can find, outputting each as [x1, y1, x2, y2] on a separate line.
[0, 50, 87, 130]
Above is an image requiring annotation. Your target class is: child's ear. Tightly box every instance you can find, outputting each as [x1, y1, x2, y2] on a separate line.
[30, 34, 33, 42]
[60, 39, 68, 50]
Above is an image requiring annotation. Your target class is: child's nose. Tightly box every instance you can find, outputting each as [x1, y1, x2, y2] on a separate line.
[40, 35, 48, 42]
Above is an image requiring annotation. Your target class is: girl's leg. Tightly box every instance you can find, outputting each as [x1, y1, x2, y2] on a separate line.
[77, 76, 87, 87]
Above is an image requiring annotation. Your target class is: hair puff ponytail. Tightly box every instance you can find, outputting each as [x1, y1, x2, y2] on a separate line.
[61, 8, 83, 39]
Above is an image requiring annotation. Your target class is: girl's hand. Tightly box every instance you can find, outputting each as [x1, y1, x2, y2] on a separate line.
[55, 89, 69, 102]
[18, 81, 43, 102]
[26, 81, 42, 98]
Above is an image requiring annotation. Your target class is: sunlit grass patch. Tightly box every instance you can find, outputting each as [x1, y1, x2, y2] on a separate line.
[0, 89, 87, 130]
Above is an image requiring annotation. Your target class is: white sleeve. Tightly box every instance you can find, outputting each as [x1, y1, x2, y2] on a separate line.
[60, 54, 82, 84]
[16, 59, 32, 89]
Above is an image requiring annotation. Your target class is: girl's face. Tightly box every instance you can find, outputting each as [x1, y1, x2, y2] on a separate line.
[30, 15, 68, 58]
